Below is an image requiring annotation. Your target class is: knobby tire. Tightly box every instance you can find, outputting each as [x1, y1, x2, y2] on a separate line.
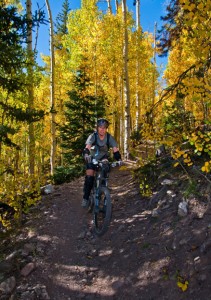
[85, 190, 94, 213]
[93, 186, 112, 237]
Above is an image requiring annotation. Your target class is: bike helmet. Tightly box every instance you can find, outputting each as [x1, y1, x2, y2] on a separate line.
[97, 118, 109, 128]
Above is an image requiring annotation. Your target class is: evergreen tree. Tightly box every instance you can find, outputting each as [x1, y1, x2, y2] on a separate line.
[54, 0, 71, 49]
[0, 4, 45, 149]
[60, 69, 105, 165]
[0, 5, 26, 92]
[53, 68, 105, 184]
[157, 0, 180, 56]
[55, 0, 71, 34]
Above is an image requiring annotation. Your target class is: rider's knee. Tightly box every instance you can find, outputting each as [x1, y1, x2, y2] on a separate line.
[86, 169, 95, 176]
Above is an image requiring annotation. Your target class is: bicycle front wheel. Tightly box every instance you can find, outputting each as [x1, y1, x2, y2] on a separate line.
[93, 186, 112, 237]
[85, 189, 94, 213]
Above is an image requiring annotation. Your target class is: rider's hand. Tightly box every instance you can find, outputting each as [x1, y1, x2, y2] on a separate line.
[84, 154, 92, 163]
[83, 148, 91, 163]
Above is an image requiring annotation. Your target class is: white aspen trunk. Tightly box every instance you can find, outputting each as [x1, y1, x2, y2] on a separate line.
[152, 22, 157, 153]
[153, 22, 157, 65]
[135, 0, 140, 130]
[26, 0, 35, 175]
[122, 0, 131, 159]
[115, 0, 119, 12]
[136, 0, 140, 28]
[107, 0, 112, 14]
[152, 22, 157, 107]
[45, 0, 56, 176]
[120, 79, 124, 151]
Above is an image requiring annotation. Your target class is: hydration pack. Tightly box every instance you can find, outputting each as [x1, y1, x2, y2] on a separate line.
[93, 131, 110, 150]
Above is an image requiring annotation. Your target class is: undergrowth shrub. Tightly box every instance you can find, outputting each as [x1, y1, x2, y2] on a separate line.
[134, 154, 174, 197]
[134, 159, 160, 197]
[52, 165, 84, 185]
[0, 174, 41, 229]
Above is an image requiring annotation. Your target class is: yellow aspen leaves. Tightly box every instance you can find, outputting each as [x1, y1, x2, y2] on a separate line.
[172, 147, 194, 168]
[201, 161, 211, 173]
[183, 158, 191, 164]
[172, 148, 185, 159]
[188, 3, 196, 11]
[183, 130, 211, 172]
[161, 0, 211, 176]
[197, 2, 204, 10]
[183, 153, 192, 165]
[177, 280, 189, 292]
[176, 271, 189, 291]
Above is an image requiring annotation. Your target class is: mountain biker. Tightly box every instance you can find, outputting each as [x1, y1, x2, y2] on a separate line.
[82, 118, 122, 208]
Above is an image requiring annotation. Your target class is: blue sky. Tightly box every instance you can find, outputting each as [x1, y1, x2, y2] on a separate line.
[32, 0, 168, 71]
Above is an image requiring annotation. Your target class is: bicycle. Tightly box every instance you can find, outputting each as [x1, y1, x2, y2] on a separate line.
[86, 158, 122, 237]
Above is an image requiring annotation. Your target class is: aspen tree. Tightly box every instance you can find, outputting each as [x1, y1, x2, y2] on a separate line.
[26, 0, 35, 175]
[45, 0, 56, 175]
[106, 0, 112, 14]
[115, 0, 119, 12]
[122, 0, 131, 159]
[135, 0, 141, 130]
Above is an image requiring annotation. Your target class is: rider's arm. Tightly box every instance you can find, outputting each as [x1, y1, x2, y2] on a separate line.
[83, 133, 95, 155]
[85, 144, 92, 151]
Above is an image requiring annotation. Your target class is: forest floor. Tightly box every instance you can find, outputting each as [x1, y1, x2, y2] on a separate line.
[0, 159, 211, 299]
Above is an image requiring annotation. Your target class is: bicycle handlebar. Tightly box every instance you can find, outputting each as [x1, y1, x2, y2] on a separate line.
[92, 158, 122, 167]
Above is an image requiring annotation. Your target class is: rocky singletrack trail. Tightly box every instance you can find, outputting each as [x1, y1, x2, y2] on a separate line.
[1, 163, 211, 299]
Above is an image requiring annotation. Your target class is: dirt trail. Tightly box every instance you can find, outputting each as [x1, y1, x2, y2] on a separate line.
[6, 164, 211, 299]
[26, 167, 140, 299]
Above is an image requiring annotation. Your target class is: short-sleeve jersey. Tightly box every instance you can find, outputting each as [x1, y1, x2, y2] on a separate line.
[86, 132, 118, 160]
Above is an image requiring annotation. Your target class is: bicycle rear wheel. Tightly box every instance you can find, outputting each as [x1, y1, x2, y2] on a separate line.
[93, 186, 112, 237]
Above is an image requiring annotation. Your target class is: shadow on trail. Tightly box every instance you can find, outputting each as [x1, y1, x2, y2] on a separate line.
[27, 168, 210, 300]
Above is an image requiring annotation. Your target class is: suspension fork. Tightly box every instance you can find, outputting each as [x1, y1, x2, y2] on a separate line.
[94, 166, 109, 212]
[94, 174, 100, 213]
